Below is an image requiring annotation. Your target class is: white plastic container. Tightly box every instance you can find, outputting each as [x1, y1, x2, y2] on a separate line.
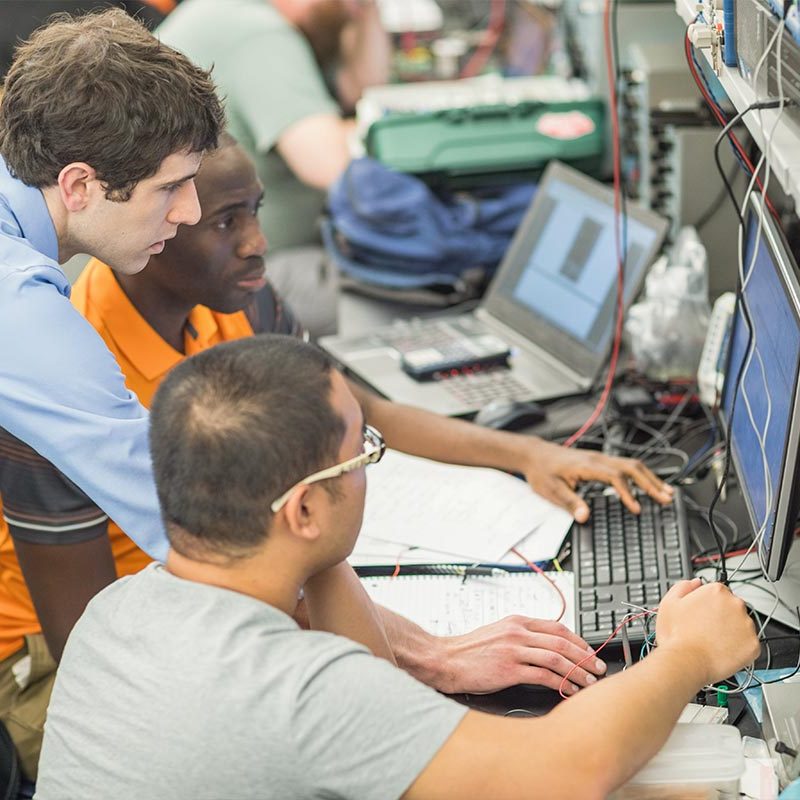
[610, 723, 744, 799]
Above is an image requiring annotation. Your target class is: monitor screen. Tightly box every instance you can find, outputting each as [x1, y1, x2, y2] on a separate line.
[721, 196, 800, 580]
[510, 178, 660, 352]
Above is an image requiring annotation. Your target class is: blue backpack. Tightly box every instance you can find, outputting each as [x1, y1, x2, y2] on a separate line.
[324, 158, 536, 305]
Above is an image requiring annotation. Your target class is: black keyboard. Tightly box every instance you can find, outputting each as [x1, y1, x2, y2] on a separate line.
[573, 490, 692, 645]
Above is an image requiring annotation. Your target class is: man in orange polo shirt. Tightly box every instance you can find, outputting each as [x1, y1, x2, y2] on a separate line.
[0, 134, 672, 780]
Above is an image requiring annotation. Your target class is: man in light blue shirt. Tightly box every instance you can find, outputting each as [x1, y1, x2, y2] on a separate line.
[0, 9, 224, 562]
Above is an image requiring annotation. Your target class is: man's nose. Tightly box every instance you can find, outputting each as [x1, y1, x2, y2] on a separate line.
[167, 180, 202, 227]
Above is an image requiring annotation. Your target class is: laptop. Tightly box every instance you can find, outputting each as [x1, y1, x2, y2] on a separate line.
[321, 162, 669, 416]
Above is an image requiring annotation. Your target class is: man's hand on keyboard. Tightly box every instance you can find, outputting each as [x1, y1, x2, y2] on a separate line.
[519, 438, 674, 522]
[433, 616, 607, 694]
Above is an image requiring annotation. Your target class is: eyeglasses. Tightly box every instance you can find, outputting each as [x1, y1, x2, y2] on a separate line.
[270, 424, 386, 513]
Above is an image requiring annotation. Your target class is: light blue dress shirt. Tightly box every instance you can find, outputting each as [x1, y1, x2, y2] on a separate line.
[0, 157, 168, 561]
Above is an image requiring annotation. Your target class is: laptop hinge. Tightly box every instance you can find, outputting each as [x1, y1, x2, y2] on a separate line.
[474, 308, 588, 387]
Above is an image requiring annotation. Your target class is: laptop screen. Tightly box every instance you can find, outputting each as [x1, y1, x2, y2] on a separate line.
[511, 178, 660, 352]
[485, 162, 668, 379]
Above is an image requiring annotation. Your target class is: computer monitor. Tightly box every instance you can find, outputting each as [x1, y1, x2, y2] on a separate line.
[721, 193, 800, 581]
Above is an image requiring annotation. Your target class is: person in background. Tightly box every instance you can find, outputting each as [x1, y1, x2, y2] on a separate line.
[35, 334, 760, 800]
[0, 133, 672, 778]
[157, 0, 392, 335]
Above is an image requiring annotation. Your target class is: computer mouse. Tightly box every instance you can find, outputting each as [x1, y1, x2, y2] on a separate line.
[472, 399, 547, 431]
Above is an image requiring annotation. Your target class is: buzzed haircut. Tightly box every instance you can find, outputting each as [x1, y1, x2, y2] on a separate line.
[0, 8, 225, 201]
[149, 335, 346, 561]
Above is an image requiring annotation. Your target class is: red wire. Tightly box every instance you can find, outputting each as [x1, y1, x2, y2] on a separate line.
[692, 547, 751, 565]
[564, 19, 779, 450]
[562, 0, 624, 448]
[460, 0, 507, 79]
[558, 608, 656, 698]
[511, 546, 567, 623]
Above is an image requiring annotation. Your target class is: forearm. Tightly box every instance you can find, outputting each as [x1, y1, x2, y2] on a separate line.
[438, 646, 705, 800]
[353, 384, 534, 473]
[539, 645, 704, 793]
[336, 2, 391, 110]
[14, 532, 117, 662]
[377, 605, 446, 686]
[304, 562, 395, 663]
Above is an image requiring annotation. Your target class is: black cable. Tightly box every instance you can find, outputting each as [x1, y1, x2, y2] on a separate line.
[706, 103, 787, 582]
[708, 96, 793, 581]
[694, 162, 739, 231]
[713, 100, 787, 226]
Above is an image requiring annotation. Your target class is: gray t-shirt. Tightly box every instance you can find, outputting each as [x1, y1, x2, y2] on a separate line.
[35, 564, 466, 800]
[158, 0, 339, 252]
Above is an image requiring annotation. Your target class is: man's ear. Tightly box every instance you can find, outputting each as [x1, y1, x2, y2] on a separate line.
[57, 162, 98, 212]
[282, 484, 323, 544]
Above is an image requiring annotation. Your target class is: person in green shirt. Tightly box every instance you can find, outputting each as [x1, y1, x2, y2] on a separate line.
[158, 0, 390, 335]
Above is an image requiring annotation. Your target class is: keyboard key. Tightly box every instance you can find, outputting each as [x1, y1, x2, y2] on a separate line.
[576, 492, 689, 642]
[579, 592, 596, 611]
[595, 567, 612, 586]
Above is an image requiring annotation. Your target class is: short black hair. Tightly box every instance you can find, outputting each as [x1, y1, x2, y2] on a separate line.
[149, 335, 346, 562]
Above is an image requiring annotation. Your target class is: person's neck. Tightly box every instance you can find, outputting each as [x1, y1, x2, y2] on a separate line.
[115, 271, 194, 354]
[165, 546, 304, 617]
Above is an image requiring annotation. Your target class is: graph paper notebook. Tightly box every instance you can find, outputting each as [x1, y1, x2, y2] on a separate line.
[361, 571, 575, 637]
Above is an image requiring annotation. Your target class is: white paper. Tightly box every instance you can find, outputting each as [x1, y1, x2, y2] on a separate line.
[358, 450, 573, 563]
[360, 571, 575, 636]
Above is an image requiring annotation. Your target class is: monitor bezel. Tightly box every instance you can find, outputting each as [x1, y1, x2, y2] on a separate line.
[722, 193, 800, 581]
[483, 160, 669, 381]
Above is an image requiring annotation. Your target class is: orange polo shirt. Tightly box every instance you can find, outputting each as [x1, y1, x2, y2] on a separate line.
[0, 259, 257, 660]
[72, 260, 257, 407]
[145, 0, 177, 12]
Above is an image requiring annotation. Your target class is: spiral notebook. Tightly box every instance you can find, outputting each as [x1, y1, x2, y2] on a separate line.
[361, 571, 575, 637]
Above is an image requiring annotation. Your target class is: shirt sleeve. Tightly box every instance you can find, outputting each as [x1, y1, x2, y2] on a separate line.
[220, 26, 340, 153]
[0, 267, 167, 561]
[0, 427, 108, 544]
[291, 642, 467, 800]
[246, 282, 305, 339]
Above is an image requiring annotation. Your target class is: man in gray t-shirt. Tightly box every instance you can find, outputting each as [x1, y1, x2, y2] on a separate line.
[36, 336, 761, 799]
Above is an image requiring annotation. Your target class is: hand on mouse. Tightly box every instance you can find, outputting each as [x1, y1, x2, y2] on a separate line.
[428, 616, 607, 694]
[518, 438, 673, 521]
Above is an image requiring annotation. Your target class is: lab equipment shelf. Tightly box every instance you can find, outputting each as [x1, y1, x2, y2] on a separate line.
[675, 0, 800, 212]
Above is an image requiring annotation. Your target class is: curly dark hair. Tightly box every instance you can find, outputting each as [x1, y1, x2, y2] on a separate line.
[0, 8, 225, 201]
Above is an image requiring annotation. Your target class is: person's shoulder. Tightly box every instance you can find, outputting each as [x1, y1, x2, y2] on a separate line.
[65, 565, 152, 645]
[0, 220, 66, 293]
[158, 0, 290, 47]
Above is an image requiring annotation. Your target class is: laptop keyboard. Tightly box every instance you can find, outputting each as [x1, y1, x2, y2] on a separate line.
[573, 490, 691, 645]
[440, 369, 531, 406]
[380, 323, 532, 403]
[382, 322, 469, 355]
